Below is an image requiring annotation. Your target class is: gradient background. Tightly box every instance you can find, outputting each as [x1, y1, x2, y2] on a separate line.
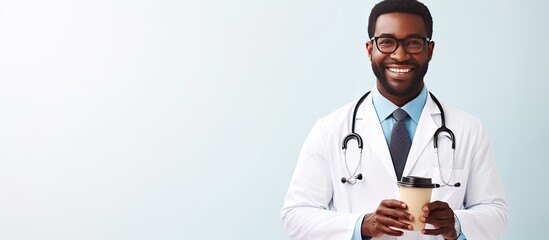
[0, 0, 547, 239]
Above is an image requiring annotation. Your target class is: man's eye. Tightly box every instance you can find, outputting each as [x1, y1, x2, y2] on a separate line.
[379, 40, 395, 45]
[408, 40, 420, 45]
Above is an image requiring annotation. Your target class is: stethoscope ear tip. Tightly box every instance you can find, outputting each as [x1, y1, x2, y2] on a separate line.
[433, 182, 461, 188]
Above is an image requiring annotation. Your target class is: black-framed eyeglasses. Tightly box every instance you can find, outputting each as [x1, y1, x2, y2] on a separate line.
[370, 36, 431, 54]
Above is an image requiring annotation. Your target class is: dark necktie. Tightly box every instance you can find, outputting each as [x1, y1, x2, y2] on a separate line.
[389, 108, 411, 181]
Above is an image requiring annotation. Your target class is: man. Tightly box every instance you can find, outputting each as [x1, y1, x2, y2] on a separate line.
[280, 0, 508, 240]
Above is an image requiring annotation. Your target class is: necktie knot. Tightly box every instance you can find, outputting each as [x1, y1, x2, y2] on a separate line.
[392, 108, 408, 122]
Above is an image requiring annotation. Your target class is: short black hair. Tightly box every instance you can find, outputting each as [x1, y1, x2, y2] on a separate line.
[368, 0, 433, 39]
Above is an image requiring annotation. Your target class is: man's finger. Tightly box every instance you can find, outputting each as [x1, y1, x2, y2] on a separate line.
[378, 207, 413, 221]
[381, 199, 408, 209]
[378, 224, 405, 236]
[423, 201, 449, 211]
[421, 226, 451, 236]
[378, 216, 413, 231]
[422, 217, 443, 228]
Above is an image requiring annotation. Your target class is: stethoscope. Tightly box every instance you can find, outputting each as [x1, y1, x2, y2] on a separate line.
[341, 91, 461, 188]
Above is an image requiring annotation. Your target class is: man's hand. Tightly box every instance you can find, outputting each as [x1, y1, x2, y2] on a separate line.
[420, 201, 458, 240]
[361, 199, 414, 238]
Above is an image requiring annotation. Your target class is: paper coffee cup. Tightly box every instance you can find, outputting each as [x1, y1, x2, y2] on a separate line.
[398, 176, 436, 231]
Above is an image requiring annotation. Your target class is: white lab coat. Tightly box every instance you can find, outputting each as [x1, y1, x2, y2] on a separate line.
[281, 93, 508, 240]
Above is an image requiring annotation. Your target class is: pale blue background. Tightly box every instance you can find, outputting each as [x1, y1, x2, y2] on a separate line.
[0, 0, 547, 239]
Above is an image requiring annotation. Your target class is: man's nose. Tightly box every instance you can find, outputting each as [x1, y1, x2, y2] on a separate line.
[390, 43, 411, 62]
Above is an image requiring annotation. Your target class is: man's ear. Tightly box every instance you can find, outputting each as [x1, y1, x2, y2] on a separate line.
[366, 41, 373, 60]
[427, 41, 435, 62]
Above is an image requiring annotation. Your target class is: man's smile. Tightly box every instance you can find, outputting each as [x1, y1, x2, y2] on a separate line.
[384, 65, 416, 79]
[387, 67, 412, 73]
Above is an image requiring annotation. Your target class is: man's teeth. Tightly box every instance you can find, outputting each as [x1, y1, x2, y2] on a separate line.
[388, 68, 411, 73]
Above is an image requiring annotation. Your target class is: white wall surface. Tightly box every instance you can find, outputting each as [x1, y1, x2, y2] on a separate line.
[0, 0, 547, 239]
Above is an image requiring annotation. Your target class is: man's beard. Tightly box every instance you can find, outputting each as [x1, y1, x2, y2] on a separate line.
[372, 61, 429, 97]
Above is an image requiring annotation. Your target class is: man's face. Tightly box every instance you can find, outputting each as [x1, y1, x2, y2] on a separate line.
[366, 13, 434, 98]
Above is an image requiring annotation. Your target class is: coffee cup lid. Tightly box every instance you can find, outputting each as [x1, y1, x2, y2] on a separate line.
[398, 176, 436, 188]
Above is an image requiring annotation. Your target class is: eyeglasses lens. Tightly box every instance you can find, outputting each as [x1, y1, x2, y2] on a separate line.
[376, 37, 425, 54]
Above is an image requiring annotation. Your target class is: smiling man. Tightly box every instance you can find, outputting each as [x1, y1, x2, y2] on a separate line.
[281, 1, 508, 240]
[369, 12, 432, 107]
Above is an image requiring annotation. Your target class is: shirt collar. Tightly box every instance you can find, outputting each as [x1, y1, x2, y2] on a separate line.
[372, 85, 427, 124]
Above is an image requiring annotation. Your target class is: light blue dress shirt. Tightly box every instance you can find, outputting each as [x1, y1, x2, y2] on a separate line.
[351, 86, 466, 240]
[373, 86, 427, 144]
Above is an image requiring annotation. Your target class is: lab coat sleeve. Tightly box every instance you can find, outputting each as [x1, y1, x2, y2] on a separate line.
[454, 120, 509, 239]
[281, 120, 362, 240]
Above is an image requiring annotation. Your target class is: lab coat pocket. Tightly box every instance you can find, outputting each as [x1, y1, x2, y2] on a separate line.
[429, 167, 468, 209]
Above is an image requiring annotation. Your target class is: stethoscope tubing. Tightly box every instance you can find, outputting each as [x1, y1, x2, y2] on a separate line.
[341, 91, 459, 187]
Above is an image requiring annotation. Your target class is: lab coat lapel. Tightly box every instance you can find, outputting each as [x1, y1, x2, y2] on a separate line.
[402, 95, 440, 177]
[357, 95, 398, 181]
